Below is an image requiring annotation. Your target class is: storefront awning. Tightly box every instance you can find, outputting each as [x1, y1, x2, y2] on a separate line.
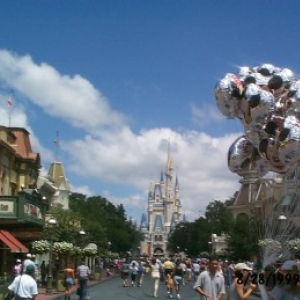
[0, 230, 28, 253]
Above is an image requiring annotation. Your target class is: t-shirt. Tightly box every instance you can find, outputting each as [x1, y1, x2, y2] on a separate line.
[163, 261, 173, 270]
[8, 274, 38, 299]
[193, 263, 200, 272]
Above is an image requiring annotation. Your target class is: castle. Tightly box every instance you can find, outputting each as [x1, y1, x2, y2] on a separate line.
[139, 149, 182, 257]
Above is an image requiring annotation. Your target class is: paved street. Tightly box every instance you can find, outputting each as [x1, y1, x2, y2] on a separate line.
[74, 275, 199, 299]
[57, 275, 261, 300]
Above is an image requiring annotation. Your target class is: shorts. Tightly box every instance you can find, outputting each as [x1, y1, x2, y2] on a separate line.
[121, 272, 129, 279]
[164, 269, 173, 276]
[66, 277, 74, 285]
[173, 275, 183, 285]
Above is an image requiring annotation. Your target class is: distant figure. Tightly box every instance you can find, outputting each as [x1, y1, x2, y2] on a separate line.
[120, 260, 130, 287]
[13, 259, 22, 278]
[64, 266, 75, 300]
[40, 261, 46, 286]
[130, 262, 138, 287]
[22, 253, 35, 274]
[77, 261, 91, 300]
[150, 257, 161, 298]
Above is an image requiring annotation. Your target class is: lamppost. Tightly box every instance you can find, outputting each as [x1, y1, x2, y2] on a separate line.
[137, 246, 141, 259]
[79, 229, 86, 261]
[46, 217, 57, 294]
[107, 241, 112, 257]
[208, 241, 212, 254]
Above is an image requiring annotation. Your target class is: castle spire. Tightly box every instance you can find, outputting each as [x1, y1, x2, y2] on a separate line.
[166, 141, 172, 173]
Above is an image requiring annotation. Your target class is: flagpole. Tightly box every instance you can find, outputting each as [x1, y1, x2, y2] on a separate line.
[53, 131, 60, 161]
[7, 93, 13, 127]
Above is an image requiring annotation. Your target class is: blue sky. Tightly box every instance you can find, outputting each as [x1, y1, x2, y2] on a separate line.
[0, 0, 299, 222]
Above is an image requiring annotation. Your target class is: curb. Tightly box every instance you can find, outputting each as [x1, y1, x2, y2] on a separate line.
[50, 275, 117, 300]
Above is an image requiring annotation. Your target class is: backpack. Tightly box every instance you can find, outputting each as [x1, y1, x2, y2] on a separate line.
[122, 263, 129, 273]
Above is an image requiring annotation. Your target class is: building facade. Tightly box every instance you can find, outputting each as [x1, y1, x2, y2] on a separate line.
[140, 150, 182, 257]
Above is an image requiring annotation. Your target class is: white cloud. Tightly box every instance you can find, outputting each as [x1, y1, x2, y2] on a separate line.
[0, 50, 126, 131]
[0, 49, 242, 221]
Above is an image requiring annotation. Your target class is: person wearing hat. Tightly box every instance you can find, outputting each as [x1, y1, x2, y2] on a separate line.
[269, 260, 300, 300]
[13, 259, 22, 278]
[7, 264, 38, 299]
[194, 256, 225, 300]
[229, 263, 256, 300]
[22, 253, 35, 275]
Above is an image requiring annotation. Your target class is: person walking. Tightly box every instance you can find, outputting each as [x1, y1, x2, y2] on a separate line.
[136, 263, 144, 287]
[163, 257, 174, 297]
[7, 264, 38, 300]
[186, 259, 192, 282]
[173, 259, 184, 299]
[194, 256, 225, 300]
[192, 260, 201, 281]
[130, 262, 138, 287]
[64, 265, 75, 300]
[150, 257, 161, 298]
[76, 260, 91, 300]
[120, 260, 130, 287]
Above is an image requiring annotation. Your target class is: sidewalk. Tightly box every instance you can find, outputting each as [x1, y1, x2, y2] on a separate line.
[36, 270, 117, 300]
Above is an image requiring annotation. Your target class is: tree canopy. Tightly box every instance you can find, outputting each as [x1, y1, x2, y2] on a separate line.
[47, 192, 142, 255]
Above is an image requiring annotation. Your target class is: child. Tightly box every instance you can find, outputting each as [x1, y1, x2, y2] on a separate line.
[166, 273, 174, 298]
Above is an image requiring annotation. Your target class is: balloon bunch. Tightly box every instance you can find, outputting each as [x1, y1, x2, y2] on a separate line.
[215, 63, 300, 176]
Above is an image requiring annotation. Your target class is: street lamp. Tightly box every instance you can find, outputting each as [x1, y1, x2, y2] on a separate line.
[46, 217, 57, 294]
[79, 229, 86, 260]
[208, 241, 212, 254]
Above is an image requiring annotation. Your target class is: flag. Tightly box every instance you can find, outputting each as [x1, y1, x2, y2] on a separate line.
[7, 96, 12, 107]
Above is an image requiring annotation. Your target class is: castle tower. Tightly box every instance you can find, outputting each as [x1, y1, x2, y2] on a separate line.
[140, 148, 182, 257]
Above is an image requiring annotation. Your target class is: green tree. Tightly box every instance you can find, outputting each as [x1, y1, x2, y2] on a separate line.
[227, 214, 259, 261]
[69, 193, 142, 254]
[205, 199, 234, 235]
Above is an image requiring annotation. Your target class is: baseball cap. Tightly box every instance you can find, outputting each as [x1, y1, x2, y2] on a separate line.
[16, 259, 21, 263]
[26, 264, 35, 273]
[234, 263, 252, 271]
[26, 253, 32, 258]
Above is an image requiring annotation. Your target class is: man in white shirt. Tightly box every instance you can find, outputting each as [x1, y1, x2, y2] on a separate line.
[8, 264, 38, 299]
[194, 256, 225, 300]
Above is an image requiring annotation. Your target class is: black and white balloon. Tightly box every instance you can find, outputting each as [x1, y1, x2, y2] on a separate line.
[216, 63, 300, 176]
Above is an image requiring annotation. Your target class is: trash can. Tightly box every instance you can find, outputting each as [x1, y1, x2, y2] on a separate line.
[56, 270, 65, 292]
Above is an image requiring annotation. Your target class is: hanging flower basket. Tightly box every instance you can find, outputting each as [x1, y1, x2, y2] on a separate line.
[72, 246, 82, 256]
[52, 242, 74, 256]
[82, 248, 97, 257]
[31, 240, 50, 254]
[258, 239, 282, 250]
[287, 239, 300, 250]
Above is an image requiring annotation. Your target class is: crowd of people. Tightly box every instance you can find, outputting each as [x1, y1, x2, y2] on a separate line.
[6, 252, 300, 299]
[116, 254, 300, 300]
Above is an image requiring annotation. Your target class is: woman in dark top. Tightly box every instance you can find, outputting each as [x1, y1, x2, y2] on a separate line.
[173, 259, 184, 299]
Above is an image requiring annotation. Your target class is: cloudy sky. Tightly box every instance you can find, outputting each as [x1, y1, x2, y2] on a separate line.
[0, 1, 299, 222]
